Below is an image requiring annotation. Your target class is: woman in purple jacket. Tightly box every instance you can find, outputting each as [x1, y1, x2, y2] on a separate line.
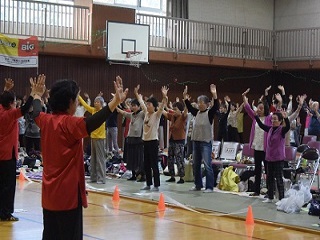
[255, 111, 290, 202]
[243, 89, 272, 197]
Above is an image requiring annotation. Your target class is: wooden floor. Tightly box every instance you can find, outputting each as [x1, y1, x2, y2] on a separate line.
[0, 180, 319, 240]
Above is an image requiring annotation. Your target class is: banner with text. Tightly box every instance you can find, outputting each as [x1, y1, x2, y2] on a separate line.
[0, 34, 38, 68]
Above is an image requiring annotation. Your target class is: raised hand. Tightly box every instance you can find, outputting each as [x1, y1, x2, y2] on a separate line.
[210, 84, 217, 99]
[4, 78, 14, 91]
[242, 88, 250, 96]
[265, 85, 271, 92]
[30, 74, 46, 98]
[113, 76, 128, 104]
[183, 85, 188, 100]
[134, 84, 140, 96]
[278, 85, 284, 91]
[275, 93, 282, 103]
[161, 85, 169, 98]
[259, 95, 264, 102]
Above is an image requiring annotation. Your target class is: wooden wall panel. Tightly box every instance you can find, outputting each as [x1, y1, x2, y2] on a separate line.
[1, 55, 319, 146]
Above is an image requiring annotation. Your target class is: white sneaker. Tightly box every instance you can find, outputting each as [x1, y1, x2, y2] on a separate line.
[140, 186, 151, 190]
[263, 198, 273, 203]
[203, 189, 213, 193]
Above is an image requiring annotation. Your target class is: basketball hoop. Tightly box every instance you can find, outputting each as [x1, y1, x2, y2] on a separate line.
[126, 51, 142, 68]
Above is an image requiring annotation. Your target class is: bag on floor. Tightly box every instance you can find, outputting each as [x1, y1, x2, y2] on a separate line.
[308, 199, 320, 216]
[218, 166, 240, 192]
[184, 161, 194, 182]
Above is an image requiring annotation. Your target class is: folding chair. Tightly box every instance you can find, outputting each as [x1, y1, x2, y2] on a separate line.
[212, 141, 240, 171]
[307, 141, 320, 152]
[211, 141, 223, 169]
[295, 148, 320, 190]
[283, 146, 297, 179]
[302, 135, 317, 144]
[211, 141, 221, 159]
[229, 143, 254, 174]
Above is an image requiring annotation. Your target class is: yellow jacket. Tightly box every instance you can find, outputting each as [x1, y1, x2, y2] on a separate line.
[78, 95, 106, 139]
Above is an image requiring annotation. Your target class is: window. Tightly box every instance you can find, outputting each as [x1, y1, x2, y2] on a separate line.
[93, 0, 167, 16]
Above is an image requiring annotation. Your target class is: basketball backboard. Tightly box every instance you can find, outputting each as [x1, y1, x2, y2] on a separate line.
[106, 21, 149, 65]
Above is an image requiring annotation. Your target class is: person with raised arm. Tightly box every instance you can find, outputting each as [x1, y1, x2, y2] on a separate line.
[254, 110, 290, 203]
[135, 85, 167, 191]
[116, 96, 145, 181]
[31, 75, 127, 239]
[243, 88, 272, 197]
[183, 84, 219, 193]
[162, 97, 188, 184]
[0, 76, 41, 221]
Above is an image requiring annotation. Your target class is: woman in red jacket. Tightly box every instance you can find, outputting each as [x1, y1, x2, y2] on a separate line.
[0, 78, 36, 221]
[32, 75, 128, 240]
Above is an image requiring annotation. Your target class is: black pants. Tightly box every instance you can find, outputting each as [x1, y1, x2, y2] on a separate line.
[42, 199, 83, 240]
[143, 140, 160, 187]
[25, 136, 41, 155]
[0, 158, 16, 219]
[227, 126, 239, 142]
[253, 150, 266, 195]
[267, 161, 284, 200]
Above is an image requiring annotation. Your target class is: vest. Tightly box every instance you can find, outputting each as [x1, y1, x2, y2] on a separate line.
[191, 110, 212, 143]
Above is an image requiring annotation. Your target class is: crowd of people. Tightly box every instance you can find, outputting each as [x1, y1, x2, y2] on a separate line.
[0, 74, 320, 238]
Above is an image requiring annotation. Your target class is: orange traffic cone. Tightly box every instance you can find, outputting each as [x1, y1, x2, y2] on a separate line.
[112, 185, 120, 201]
[157, 193, 166, 212]
[245, 224, 254, 240]
[245, 205, 254, 225]
[19, 169, 25, 182]
[157, 209, 165, 219]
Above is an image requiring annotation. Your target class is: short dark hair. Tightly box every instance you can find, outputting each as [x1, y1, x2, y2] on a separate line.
[48, 79, 79, 113]
[0, 91, 15, 108]
[130, 98, 140, 106]
[146, 97, 158, 110]
[172, 101, 184, 111]
[273, 112, 284, 122]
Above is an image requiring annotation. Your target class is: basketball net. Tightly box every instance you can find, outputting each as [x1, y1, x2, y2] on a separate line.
[126, 51, 142, 68]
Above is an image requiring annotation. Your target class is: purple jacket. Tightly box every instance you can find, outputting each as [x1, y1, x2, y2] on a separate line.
[265, 126, 286, 161]
[244, 103, 272, 152]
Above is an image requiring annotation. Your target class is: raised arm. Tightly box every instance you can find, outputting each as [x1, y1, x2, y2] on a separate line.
[3, 78, 14, 92]
[264, 85, 272, 106]
[156, 85, 168, 117]
[254, 115, 271, 132]
[107, 76, 128, 112]
[183, 85, 198, 116]
[288, 95, 303, 122]
[242, 88, 256, 120]
[208, 84, 219, 119]
[79, 95, 94, 113]
[134, 84, 147, 113]
[31, 75, 47, 118]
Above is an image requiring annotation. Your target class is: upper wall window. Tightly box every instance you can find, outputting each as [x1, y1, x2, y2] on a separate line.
[93, 0, 167, 16]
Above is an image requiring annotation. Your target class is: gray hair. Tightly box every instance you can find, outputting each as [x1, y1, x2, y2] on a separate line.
[197, 95, 209, 104]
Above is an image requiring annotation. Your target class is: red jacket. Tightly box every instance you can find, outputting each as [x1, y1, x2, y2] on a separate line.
[0, 105, 22, 160]
[36, 112, 88, 210]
